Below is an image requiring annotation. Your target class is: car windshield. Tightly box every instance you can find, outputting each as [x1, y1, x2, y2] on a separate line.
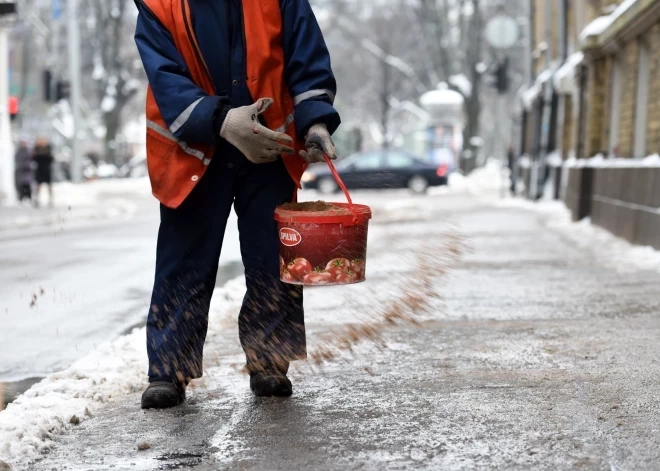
[337, 151, 389, 170]
[385, 152, 416, 168]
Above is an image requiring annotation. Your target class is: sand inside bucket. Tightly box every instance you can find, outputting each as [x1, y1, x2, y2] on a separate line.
[279, 201, 338, 212]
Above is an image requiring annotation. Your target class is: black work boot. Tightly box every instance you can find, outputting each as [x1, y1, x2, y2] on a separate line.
[141, 381, 186, 409]
[249, 362, 292, 397]
[250, 372, 293, 397]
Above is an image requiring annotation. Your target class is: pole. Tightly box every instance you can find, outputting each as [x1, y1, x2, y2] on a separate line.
[0, 26, 16, 205]
[67, 0, 82, 183]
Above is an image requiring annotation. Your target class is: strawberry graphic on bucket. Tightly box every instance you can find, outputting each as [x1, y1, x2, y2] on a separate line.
[275, 156, 372, 286]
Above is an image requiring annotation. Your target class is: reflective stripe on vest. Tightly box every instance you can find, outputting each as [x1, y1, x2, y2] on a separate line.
[141, 0, 310, 208]
[169, 97, 205, 134]
[293, 89, 335, 106]
[147, 120, 211, 166]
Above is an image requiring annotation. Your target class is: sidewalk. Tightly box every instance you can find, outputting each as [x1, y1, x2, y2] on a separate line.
[2, 190, 660, 470]
[0, 178, 153, 236]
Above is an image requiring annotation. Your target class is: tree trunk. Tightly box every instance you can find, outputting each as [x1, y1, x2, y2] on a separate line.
[461, 65, 482, 175]
[103, 110, 121, 165]
[380, 56, 392, 149]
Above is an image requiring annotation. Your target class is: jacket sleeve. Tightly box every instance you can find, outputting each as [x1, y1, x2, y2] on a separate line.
[281, 0, 341, 140]
[134, 1, 230, 145]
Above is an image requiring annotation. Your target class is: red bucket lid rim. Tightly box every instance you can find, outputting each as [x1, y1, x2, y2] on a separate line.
[275, 202, 372, 224]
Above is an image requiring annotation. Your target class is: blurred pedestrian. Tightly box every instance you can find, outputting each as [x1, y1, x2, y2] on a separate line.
[135, 0, 339, 408]
[14, 141, 33, 203]
[507, 146, 517, 197]
[32, 138, 54, 207]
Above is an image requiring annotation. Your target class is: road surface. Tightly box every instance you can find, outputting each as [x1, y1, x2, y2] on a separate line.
[0, 196, 244, 385]
[15, 190, 660, 471]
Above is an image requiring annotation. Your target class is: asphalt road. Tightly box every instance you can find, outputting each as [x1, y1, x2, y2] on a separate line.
[0, 197, 244, 384]
[23, 192, 660, 470]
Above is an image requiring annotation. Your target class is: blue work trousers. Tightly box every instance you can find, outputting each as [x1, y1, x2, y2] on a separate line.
[146, 152, 305, 383]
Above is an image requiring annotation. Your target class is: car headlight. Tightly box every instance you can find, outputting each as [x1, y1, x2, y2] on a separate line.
[301, 171, 317, 183]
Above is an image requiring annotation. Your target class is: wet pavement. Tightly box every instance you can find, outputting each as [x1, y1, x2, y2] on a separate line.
[0, 199, 243, 387]
[14, 193, 660, 470]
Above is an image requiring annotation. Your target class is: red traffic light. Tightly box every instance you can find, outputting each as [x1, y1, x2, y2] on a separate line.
[8, 96, 19, 115]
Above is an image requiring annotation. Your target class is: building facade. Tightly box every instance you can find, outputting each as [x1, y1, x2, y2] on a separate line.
[522, 0, 660, 165]
[520, 0, 660, 248]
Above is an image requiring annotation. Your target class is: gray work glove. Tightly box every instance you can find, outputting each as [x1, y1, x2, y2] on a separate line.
[220, 98, 295, 164]
[299, 123, 337, 164]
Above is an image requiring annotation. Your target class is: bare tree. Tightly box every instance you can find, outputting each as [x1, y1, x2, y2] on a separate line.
[79, 0, 143, 164]
[316, 0, 527, 167]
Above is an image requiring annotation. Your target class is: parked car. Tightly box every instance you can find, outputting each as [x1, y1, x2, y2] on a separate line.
[302, 150, 449, 194]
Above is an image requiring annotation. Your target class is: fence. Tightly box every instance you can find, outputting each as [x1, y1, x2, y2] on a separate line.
[564, 165, 660, 249]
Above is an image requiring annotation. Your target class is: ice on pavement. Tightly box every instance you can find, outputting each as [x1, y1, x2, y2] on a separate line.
[0, 166, 487, 464]
[3, 164, 658, 466]
[500, 199, 660, 275]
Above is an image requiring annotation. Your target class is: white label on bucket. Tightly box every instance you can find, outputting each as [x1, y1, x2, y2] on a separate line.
[280, 228, 302, 247]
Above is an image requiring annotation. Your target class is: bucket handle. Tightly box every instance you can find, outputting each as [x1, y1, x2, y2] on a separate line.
[324, 154, 359, 224]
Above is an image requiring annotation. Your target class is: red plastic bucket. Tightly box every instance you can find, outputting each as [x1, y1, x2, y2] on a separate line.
[275, 156, 372, 286]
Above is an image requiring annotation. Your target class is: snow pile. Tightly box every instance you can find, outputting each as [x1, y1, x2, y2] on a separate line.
[420, 89, 464, 107]
[553, 52, 584, 93]
[499, 200, 660, 275]
[563, 154, 660, 168]
[580, 15, 614, 40]
[546, 150, 563, 167]
[1, 178, 152, 233]
[0, 329, 147, 464]
[521, 83, 541, 109]
[449, 74, 472, 98]
[580, 0, 637, 42]
[0, 275, 246, 467]
[447, 159, 503, 196]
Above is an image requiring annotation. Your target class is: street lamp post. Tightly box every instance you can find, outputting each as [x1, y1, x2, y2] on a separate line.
[0, 1, 17, 205]
[66, 0, 82, 183]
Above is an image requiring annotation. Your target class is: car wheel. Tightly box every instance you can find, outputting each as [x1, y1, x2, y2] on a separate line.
[408, 175, 429, 194]
[318, 177, 338, 194]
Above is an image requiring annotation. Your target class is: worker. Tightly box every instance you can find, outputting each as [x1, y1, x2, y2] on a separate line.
[134, 0, 340, 408]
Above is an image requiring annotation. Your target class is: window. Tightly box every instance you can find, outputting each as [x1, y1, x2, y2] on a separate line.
[608, 55, 622, 156]
[352, 152, 382, 170]
[385, 152, 414, 168]
[634, 36, 650, 159]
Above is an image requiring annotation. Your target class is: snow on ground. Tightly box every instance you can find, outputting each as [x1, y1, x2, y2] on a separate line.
[0, 275, 244, 465]
[442, 158, 505, 196]
[0, 181, 467, 466]
[498, 198, 660, 275]
[0, 178, 152, 233]
[5, 163, 656, 466]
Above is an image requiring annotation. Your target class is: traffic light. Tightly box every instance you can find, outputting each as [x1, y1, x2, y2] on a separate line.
[494, 57, 510, 94]
[0, 2, 17, 16]
[8, 96, 19, 122]
[56, 80, 71, 101]
[43, 70, 53, 102]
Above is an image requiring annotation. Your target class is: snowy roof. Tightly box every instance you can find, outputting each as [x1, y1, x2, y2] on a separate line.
[579, 0, 638, 45]
[535, 67, 555, 86]
[553, 52, 584, 94]
[449, 74, 472, 98]
[521, 83, 542, 110]
[420, 89, 465, 107]
[520, 62, 561, 110]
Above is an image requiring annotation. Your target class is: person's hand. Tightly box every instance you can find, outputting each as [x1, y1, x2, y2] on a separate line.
[300, 123, 337, 164]
[220, 98, 295, 164]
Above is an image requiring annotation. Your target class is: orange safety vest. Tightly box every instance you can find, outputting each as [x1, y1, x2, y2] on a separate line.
[142, 0, 307, 209]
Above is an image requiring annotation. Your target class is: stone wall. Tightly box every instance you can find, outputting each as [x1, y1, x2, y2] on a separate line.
[565, 165, 660, 249]
[646, 22, 660, 154]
